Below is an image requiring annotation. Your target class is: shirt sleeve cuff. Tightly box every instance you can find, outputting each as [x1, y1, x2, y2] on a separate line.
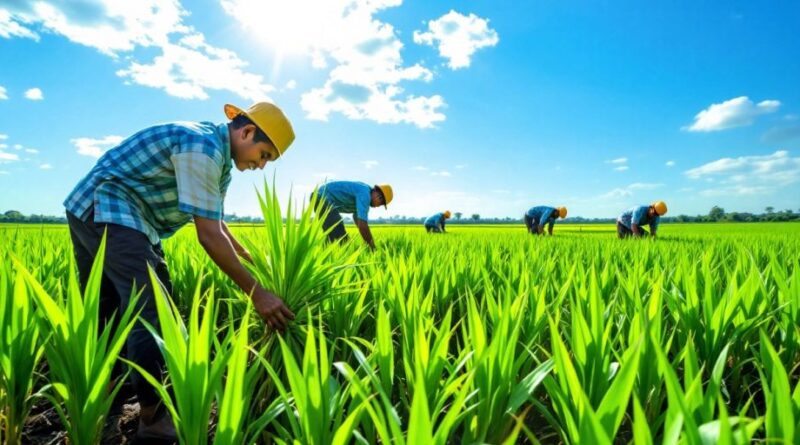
[179, 202, 222, 220]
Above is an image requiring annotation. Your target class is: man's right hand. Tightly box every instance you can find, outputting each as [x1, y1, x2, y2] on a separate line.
[252, 288, 295, 332]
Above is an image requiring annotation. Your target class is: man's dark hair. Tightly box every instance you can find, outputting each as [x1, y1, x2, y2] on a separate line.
[373, 185, 386, 203]
[229, 114, 273, 145]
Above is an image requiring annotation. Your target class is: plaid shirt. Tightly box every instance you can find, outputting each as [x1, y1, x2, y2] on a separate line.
[64, 122, 233, 244]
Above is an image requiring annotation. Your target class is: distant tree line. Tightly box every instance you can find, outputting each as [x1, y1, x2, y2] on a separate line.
[1, 207, 798, 225]
[0, 210, 67, 224]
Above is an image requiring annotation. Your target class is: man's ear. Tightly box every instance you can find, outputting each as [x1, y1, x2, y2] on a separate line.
[242, 124, 256, 142]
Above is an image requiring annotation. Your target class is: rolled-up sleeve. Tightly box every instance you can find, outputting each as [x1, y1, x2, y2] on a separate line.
[172, 152, 224, 220]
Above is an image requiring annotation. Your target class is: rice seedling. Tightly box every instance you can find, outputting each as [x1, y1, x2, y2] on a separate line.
[127, 270, 230, 445]
[14, 235, 139, 445]
[0, 257, 45, 444]
[1, 217, 799, 443]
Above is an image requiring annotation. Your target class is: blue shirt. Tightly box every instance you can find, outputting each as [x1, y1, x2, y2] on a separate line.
[316, 181, 372, 221]
[424, 212, 446, 228]
[64, 122, 233, 244]
[526, 206, 557, 230]
[618, 205, 660, 231]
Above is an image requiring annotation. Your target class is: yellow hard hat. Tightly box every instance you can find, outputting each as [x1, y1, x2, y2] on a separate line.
[557, 206, 568, 218]
[652, 201, 668, 216]
[224, 102, 295, 156]
[376, 184, 393, 208]
[444, 210, 452, 218]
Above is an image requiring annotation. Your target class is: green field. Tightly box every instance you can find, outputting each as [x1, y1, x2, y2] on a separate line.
[2, 214, 799, 443]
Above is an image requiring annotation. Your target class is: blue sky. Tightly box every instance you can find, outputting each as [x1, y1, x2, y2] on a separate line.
[1, 0, 799, 219]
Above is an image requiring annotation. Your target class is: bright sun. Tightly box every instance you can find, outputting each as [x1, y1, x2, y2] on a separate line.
[230, 0, 341, 55]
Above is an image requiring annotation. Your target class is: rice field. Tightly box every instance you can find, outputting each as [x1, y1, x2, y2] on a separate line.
[1, 191, 799, 444]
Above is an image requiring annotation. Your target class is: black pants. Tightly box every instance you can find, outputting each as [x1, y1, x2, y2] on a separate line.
[425, 225, 442, 233]
[617, 221, 648, 238]
[524, 215, 542, 235]
[314, 198, 348, 243]
[67, 210, 170, 407]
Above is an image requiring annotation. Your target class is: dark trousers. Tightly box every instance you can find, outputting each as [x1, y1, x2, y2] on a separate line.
[67, 210, 170, 407]
[425, 225, 442, 233]
[524, 215, 542, 235]
[314, 199, 348, 243]
[617, 221, 648, 238]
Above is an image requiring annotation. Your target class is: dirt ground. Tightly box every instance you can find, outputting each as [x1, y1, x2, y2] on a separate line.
[22, 392, 176, 445]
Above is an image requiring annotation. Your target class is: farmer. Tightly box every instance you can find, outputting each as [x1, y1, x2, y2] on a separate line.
[524, 206, 567, 235]
[424, 210, 451, 233]
[617, 201, 668, 238]
[63, 102, 296, 440]
[313, 180, 393, 250]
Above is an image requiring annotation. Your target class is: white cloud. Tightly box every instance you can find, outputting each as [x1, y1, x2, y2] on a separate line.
[455, 164, 467, 169]
[413, 10, 499, 70]
[430, 170, 452, 177]
[0, 150, 20, 162]
[0, 134, 7, 140]
[412, 165, 428, 171]
[0, 144, 6, 149]
[12, 144, 21, 150]
[665, 160, 675, 167]
[0, 170, 9, 175]
[1, 1, 275, 102]
[25, 148, 38, 154]
[284, 79, 297, 90]
[71, 135, 124, 158]
[361, 160, 379, 169]
[0, 85, 7, 100]
[607, 157, 627, 164]
[0, 8, 39, 40]
[599, 182, 664, 199]
[117, 34, 274, 101]
[614, 165, 629, 172]
[686, 150, 800, 196]
[223, 0, 448, 128]
[0, 1, 185, 54]
[24, 87, 43, 100]
[683, 96, 780, 132]
[39, 163, 52, 169]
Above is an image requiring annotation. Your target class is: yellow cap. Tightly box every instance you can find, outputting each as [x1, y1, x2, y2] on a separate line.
[557, 206, 568, 218]
[376, 184, 393, 208]
[652, 201, 668, 216]
[224, 102, 295, 156]
[444, 210, 452, 218]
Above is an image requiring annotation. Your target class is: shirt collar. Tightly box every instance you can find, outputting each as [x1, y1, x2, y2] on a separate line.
[218, 123, 232, 166]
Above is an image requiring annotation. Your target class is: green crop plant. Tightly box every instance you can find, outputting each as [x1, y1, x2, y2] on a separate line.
[1, 219, 800, 442]
[245, 180, 360, 355]
[14, 236, 139, 445]
[128, 270, 232, 445]
[0, 257, 45, 444]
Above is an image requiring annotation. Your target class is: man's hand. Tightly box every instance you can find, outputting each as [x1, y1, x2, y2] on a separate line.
[252, 288, 295, 331]
[195, 216, 294, 331]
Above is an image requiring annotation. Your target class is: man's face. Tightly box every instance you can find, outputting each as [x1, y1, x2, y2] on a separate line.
[648, 206, 657, 218]
[370, 189, 385, 207]
[231, 125, 280, 172]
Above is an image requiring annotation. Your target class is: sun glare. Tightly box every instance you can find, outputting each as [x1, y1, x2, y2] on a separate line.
[234, 0, 338, 55]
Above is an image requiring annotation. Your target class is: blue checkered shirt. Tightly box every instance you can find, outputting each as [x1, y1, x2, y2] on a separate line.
[64, 122, 233, 244]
